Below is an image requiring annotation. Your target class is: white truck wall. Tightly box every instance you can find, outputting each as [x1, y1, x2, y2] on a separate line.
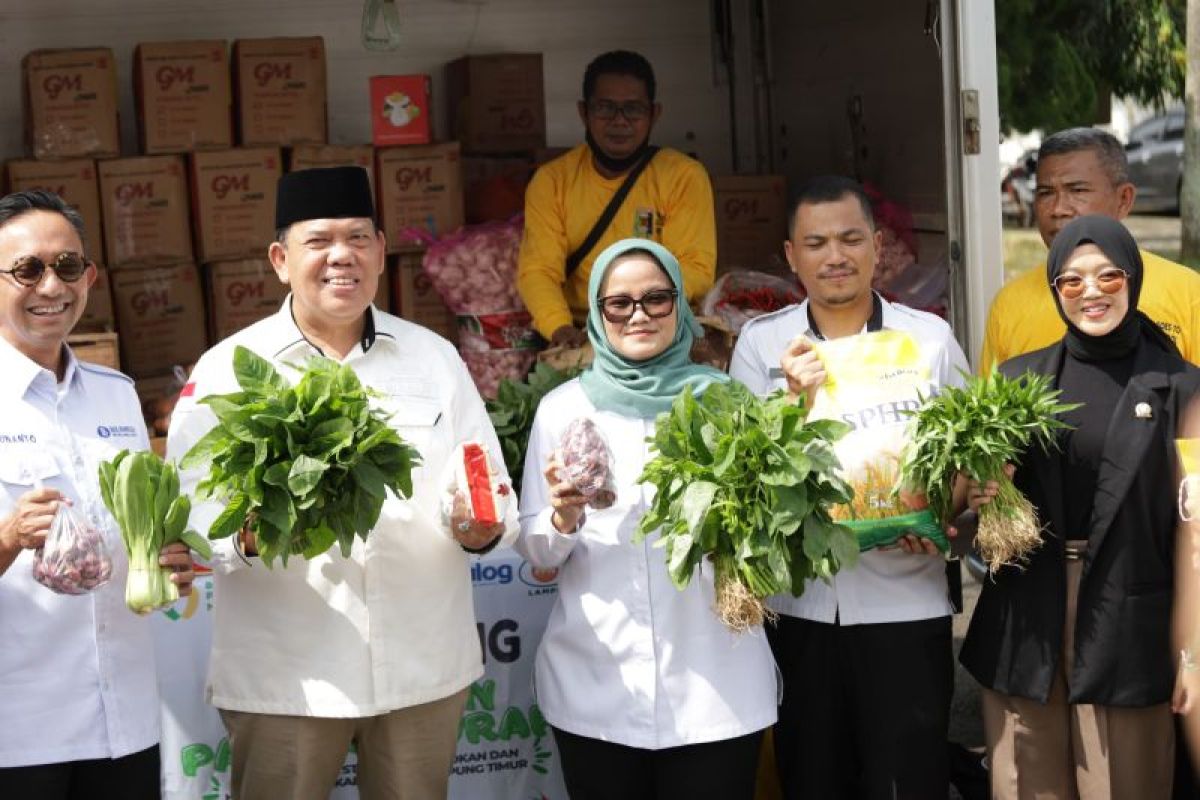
[0, 0, 733, 170]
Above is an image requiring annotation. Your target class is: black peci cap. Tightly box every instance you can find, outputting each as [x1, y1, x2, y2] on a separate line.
[275, 166, 375, 229]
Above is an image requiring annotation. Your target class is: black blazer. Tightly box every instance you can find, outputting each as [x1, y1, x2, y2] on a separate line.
[960, 338, 1200, 707]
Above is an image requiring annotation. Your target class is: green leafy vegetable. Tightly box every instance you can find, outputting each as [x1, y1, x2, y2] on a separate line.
[180, 346, 421, 566]
[99, 449, 212, 615]
[486, 362, 580, 495]
[897, 368, 1078, 572]
[636, 381, 857, 631]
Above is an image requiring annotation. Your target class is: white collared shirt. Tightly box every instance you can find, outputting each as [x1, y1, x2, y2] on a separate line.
[729, 297, 970, 625]
[0, 340, 159, 768]
[167, 300, 518, 717]
[517, 380, 778, 749]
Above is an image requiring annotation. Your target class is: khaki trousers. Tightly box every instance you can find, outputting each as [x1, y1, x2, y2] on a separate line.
[982, 549, 1174, 800]
[220, 687, 469, 800]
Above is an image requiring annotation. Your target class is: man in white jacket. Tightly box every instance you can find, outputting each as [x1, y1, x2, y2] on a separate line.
[167, 166, 518, 800]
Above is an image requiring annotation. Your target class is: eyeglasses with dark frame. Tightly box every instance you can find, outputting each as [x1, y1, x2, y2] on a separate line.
[597, 288, 678, 324]
[1, 252, 90, 287]
[586, 100, 653, 122]
[1051, 268, 1129, 300]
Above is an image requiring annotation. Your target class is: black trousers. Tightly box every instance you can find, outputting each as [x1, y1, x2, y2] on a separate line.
[552, 725, 763, 800]
[0, 744, 160, 800]
[769, 614, 953, 800]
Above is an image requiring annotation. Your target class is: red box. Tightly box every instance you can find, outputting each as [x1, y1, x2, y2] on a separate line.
[370, 75, 432, 147]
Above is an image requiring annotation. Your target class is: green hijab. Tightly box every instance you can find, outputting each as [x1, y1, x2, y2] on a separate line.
[579, 238, 728, 418]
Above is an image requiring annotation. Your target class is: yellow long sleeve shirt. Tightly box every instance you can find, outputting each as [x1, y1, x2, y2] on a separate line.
[979, 249, 1200, 371]
[517, 144, 716, 339]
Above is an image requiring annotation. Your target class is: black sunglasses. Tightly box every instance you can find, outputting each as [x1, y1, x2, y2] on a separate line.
[1, 252, 90, 287]
[597, 288, 678, 324]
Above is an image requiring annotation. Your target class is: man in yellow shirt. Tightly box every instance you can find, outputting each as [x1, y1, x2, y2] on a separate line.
[517, 50, 716, 346]
[980, 127, 1200, 369]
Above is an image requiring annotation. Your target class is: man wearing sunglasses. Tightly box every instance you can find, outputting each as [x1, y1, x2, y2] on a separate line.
[0, 190, 196, 799]
[517, 50, 716, 348]
[980, 127, 1200, 369]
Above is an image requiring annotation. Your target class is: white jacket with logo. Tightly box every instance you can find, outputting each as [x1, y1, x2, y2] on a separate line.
[167, 301, 518, 717]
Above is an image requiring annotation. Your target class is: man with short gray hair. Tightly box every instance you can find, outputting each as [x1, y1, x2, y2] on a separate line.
[980, 126, 1200, 368]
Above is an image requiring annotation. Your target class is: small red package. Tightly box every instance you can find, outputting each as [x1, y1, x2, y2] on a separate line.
[451, 441, 512, 526]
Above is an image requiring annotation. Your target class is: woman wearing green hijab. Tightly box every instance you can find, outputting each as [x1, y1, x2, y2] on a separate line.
[516, 239, 777, 799]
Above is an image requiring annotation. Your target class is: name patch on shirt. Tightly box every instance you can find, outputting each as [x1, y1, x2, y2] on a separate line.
[97, 425, 139, 439]
[0, 433, 37, 444]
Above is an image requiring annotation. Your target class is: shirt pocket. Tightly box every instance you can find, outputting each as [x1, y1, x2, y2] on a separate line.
[387, 399, 448, 485]
[0, 451, 62, 494]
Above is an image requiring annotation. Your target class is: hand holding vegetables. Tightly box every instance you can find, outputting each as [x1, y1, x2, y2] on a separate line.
[637, 381, 857, 632]
[897, 369, 1077, 572]
[98, 450, 211, 614]
[181, 347, 422, 566]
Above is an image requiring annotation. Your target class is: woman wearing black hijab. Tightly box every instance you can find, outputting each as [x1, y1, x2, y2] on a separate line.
[960, 215, 1200, 799]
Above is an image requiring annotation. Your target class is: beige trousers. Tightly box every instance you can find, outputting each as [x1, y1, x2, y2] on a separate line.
[982, 551, 1175, 800]
[220, 687, 469, 800]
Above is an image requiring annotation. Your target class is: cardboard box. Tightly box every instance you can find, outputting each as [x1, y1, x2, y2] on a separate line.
[234, 37, 327, 147]
[190, 147, 281, 262]
[98, 156, 193, 268]
[6, 158, 104, 257]
[22, 48, 120, 160]
[376, 142, 463, 252]
[445, 54, 545, 154]
[134, 40, 233, 154]
[392, 248, 455, 341]
[67, 331, 119, 370]
[110, 262, 208, 378]
[288, 144, 374, 195]
[370, 75, 432, 147]
[205, 258, 287, 342]
[77, 262, 115, 332]
[711, 175, 788, 273]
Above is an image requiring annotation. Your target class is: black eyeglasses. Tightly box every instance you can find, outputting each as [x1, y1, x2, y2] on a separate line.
[587, 100, 652, 121]
[1, 252, 89, 287]
[598, 289, 678, 323]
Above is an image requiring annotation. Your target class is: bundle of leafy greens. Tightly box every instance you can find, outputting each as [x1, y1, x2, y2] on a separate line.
[636, 381, 856, 631]
[486, 362, 579, 495]
[180, 346, 421, 566]
[99, 450, 213, 615]
[897, 369, 1077, 572]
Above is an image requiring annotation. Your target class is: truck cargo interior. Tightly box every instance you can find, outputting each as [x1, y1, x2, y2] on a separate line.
[1, 0, 999, 359]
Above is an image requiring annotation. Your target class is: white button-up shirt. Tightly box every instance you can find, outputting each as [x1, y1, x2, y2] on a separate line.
[517, 380, 778, 749]
[729, 297, 970, 625]
[0, 339, 159, 768]
[167, 301, 518, 718]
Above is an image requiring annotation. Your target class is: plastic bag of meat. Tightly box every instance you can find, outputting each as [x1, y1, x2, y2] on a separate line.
[32, 500, 113, 595]
[559, 419, 616, 509]
[418, 217, 540, 398]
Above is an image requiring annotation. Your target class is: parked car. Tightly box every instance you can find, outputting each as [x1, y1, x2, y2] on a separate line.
[1127, 108, 1184, 213]
[1001, 148, 1037, 227]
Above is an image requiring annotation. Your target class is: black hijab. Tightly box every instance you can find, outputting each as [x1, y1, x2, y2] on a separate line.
[1045, 215, 1179, 361]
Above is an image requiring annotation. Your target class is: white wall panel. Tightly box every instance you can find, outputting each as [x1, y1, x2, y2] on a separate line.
[0, 0, 732, 170]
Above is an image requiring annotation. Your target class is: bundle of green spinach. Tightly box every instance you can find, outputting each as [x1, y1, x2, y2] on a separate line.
[486, 362, 579, 495]
[897, 368, 1077, 572]
[180, 346, 422, 566]
[636, 381, 857, 631]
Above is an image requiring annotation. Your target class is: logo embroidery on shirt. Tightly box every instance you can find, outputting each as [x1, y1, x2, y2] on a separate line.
[97, 425, 139, 439]
[633, 207, 657, 238]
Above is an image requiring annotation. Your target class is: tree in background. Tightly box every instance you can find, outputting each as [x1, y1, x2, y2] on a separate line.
[1183, 0, 1200, 267]
[998, 0, 1184, 134]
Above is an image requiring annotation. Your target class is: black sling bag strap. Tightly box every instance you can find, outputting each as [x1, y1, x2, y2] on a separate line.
[564, 146, 660, 279]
